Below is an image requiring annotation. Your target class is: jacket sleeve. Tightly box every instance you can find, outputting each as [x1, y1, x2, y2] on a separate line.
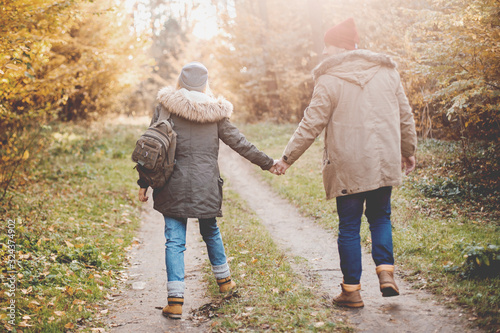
[282, 77, 335, 165]
[136, 105, 162, 188]
[218, 118, 274, 170]
[396, 82, 417, 157]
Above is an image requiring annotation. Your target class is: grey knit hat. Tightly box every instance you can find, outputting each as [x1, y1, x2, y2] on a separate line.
[178, 62, 208, 92]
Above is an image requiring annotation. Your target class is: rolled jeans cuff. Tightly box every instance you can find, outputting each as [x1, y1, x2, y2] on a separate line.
[212, 262, 230, 279]
[167, 281, 185, 298]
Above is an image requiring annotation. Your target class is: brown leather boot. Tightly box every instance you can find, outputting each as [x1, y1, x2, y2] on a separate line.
[162, 297, 183, 319]
[376, 264, 400, 297]
[217, 276, 236, 293]
[332, 283, 364, 308]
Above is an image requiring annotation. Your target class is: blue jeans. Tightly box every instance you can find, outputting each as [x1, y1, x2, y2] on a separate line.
[164, 216, 228, 283]
[336, 186, 394, 285]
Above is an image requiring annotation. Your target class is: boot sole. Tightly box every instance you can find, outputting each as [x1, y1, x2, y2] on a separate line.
[162, 312, 182, 319]
[333, 301, 364, 308]
[381, 285, 400, 297]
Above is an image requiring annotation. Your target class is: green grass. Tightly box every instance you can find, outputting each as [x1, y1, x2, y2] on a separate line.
[237, 122, 500, 332]
[3, 118, 497, 331]
[0, 118, 146, 332]
[203, 187, 352, 332]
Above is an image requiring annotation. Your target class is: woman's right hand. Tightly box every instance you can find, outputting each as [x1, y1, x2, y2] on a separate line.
[138, 188, 148, 202]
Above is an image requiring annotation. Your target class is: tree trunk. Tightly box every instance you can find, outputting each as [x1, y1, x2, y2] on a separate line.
[308, 0, 323, 65]
[258, 0, 281, 121]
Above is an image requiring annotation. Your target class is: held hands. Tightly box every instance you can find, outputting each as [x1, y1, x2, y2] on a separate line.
[401, 156, 416, 175]
[138, 188, 148, 202]
[268, 158, 290, 176]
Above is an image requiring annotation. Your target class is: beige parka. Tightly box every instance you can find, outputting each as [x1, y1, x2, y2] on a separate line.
[282, 50, 417, 199]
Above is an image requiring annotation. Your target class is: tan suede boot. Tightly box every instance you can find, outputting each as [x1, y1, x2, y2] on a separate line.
[376, 264, 400, 297]
[162, 297, 183, 319]
[217, 276, 236, 293]
[332, 283, 364, 308]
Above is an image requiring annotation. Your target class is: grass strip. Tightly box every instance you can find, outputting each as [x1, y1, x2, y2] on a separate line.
[237, 122, 499, 332]
[0, 118, 145, 332]
[203, 187, 353, 332]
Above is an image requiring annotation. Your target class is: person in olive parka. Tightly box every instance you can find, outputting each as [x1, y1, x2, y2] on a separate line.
[138, 62, 277, 319]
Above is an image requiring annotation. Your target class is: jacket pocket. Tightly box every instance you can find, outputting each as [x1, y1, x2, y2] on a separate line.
[323, 148, 331, 166]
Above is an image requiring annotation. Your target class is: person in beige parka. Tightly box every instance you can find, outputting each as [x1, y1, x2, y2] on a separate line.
[274, 17, 417, 307]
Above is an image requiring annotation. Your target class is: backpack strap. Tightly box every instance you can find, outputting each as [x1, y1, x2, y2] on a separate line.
[156, 104, 172, 123]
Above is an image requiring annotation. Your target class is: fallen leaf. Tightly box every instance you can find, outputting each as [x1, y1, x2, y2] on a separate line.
[6, 63, 21, 71]
[18, 321, 32, 327]
[22, 315, 31, 320]
[65, 286, 74, 295]
[65, 240, 74, 248]
[314, 322, 325, 328]
[54, 311, 66, 316]
[64, 322, 75, 329]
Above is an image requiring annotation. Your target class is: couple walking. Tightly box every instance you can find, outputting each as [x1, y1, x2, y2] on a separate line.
[137, 17, 417, 319]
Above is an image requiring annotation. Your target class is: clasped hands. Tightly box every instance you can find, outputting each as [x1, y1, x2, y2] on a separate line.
[268, 158, 290, 176]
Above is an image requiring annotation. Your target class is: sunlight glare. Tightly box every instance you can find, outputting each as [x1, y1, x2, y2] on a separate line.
[192, 4, 219, 40]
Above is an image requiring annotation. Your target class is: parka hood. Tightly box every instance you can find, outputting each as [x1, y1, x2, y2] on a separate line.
[157, 87, 233, 123]
[313, 49, 397, 88]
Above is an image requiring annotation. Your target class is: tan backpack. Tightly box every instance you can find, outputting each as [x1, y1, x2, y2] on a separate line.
[131, 105, 177, 189]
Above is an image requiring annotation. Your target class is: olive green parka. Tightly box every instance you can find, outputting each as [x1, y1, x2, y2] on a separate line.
[139, 87, 274, 218]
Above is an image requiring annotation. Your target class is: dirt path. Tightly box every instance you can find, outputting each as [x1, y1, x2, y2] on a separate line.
[218, 143, 481, 333]
[107, 197, 210, 332]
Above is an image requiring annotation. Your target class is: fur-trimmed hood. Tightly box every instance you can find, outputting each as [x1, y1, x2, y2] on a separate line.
[157, 87, 233, 123]
[312, 49, 397, 87]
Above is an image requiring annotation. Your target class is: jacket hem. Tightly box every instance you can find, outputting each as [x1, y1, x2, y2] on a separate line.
[326, 181, 402, 200]
[155, 209, 222, 220]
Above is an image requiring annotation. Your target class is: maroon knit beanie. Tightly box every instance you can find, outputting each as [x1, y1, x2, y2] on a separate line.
[324, 17, 360, 50]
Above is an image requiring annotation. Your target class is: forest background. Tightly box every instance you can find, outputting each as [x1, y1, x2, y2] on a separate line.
[1, 0, 499, 200]
[0, 0, 499, 331]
